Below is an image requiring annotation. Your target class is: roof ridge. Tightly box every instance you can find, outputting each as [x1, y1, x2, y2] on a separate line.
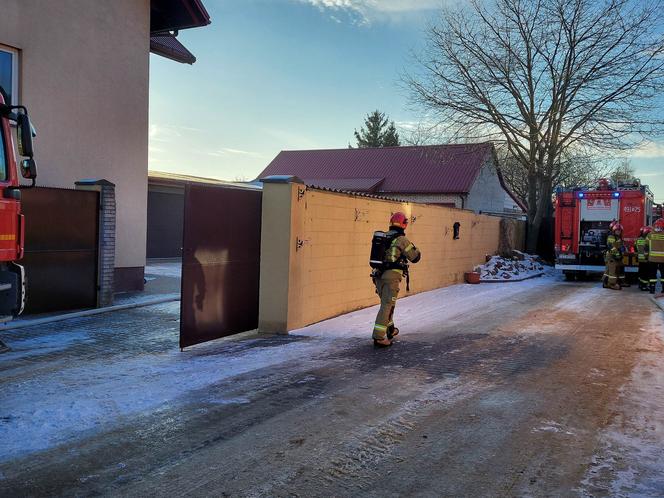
[278, 142, 494, 154]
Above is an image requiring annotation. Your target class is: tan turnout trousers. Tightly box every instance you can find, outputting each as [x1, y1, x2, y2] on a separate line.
[372, 269, 402, 340]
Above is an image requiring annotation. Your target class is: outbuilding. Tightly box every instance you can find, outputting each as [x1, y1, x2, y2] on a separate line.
[258, 143, 524, 214]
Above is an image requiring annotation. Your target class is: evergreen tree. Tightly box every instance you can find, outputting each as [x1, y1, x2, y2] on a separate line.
[353, 110, 401, 148]
[382, 122, 400, 147]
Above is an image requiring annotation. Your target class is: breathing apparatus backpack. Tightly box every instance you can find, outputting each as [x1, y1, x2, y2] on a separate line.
[369, 231, 397, 270]
[369, 230, 411, 290]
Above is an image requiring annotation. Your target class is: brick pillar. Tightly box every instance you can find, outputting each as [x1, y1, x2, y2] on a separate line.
[75, 179, 116, 307]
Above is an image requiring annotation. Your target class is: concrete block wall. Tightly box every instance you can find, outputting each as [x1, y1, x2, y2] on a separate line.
[259, 179, 501, 333]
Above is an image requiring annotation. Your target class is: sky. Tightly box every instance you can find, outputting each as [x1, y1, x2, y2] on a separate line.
[148, 0, 664, 202]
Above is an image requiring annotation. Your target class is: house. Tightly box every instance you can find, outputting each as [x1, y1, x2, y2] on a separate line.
[0, 0, 210, 292]
[258, 143, 524, 214]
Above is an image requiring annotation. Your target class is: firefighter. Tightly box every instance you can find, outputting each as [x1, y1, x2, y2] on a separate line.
[603, 223, 625, 290]
[646, 218, 664, 294]
[371, 212, 421, 347]
[636, 226, 652, 291]
[603, 220, 618, 282]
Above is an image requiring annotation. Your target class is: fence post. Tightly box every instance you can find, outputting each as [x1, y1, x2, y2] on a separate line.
[75, 179, 116, 307]
[257, 176, 304, 334]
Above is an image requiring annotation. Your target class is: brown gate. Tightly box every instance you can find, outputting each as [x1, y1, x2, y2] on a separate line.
[21, 187, 100, 314]
[180, 184, 262, 349]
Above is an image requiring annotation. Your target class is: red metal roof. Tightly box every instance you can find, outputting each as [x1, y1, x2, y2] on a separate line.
[259, 143, 495, 194]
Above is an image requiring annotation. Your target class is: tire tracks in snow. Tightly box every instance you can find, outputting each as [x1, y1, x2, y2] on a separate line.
[262, 378, 486, 497]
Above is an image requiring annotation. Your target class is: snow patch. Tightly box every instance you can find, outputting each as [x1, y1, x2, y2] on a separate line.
[145, 262, 181, 278]
[532, 420, 576, 435]
[476, 252, 548, 281]
[293, 273, 558, 340]
[0, 335, 325, 463]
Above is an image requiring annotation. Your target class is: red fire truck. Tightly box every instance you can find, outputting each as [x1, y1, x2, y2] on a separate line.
[0, 88, 37, 325]
[554, 179, 656, 280]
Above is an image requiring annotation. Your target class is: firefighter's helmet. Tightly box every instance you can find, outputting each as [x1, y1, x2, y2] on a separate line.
[609, 219, 617, 231]
[641, 226, 652, 236]
[390, 212, 409, 229]
[612, 223, 624, 233]
[654, 218, 664, 232]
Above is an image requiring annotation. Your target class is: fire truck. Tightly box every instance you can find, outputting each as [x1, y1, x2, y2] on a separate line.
[554, 179, 656, 280]
[0, 87, 37, 326]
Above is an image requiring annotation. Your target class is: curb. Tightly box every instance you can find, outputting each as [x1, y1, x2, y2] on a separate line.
[0, 295, 180, 332]
[651, 295, 664, 313]
[480, 271, 545, 283]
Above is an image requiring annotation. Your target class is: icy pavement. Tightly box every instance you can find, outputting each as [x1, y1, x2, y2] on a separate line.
[0, 275, 557, 463]
[1, 272, 663, 497]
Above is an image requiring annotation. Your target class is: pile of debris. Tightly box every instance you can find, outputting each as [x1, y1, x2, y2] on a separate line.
[476, 250, 546, 282]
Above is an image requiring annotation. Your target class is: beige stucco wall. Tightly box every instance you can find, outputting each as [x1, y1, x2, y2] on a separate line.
[259, 182, 501, 333]
[0, 0, 150, 270]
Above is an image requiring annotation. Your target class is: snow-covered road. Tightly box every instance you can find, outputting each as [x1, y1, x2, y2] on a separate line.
[0, 275, 662, 496]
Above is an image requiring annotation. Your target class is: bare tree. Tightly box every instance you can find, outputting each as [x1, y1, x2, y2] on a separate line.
[610, 160, 637, 185]
[407, 0, 664, 251]
[499, 146, 612, 209]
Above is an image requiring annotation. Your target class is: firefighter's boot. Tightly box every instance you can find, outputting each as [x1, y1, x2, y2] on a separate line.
[374, 338, 393, 348]
[608, 283, 622, 290]
[387, 326, 399, 340]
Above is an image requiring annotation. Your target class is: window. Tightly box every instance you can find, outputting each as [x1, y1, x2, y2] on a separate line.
[453, 222, 461, 239]
[0, 45, 18, 106]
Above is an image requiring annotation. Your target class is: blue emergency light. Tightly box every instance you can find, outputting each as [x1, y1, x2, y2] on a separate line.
[578, 192, 584, 198]
[613, 192, 620, 198]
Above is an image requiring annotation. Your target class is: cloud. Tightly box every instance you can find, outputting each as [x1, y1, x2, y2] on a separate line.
[207, 148, 265, 159]
[297, 0, 442, 24]
[630, 140, 664, 158]
[395, 120, 420, 131]
[149, 124, 182, 143]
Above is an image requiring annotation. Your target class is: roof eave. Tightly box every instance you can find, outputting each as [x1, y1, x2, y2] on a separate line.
[150, 0, 211, 34]
[150, 37, 196, 64]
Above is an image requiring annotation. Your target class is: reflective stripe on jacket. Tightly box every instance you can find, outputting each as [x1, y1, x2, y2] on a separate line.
[647, 232, 664, 263]
[606, 234, 623, 260]
[636, 236, 648, 262]
[386, 235, 421, 263]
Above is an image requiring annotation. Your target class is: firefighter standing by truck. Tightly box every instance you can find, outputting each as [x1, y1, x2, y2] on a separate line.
[603, 223, 625, 290]
[370, 212, 421, 347]
[636, 226, 652, 291]
[646, 218, 664, 294]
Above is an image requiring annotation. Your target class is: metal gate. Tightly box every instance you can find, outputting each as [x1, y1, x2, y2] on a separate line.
[21, 187, 100, 314]
[180, 184, 262, 349]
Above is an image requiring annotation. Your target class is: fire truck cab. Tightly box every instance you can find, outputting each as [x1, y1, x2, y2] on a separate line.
[554, 180, 655, 279]
[0, 87, 37, 322]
